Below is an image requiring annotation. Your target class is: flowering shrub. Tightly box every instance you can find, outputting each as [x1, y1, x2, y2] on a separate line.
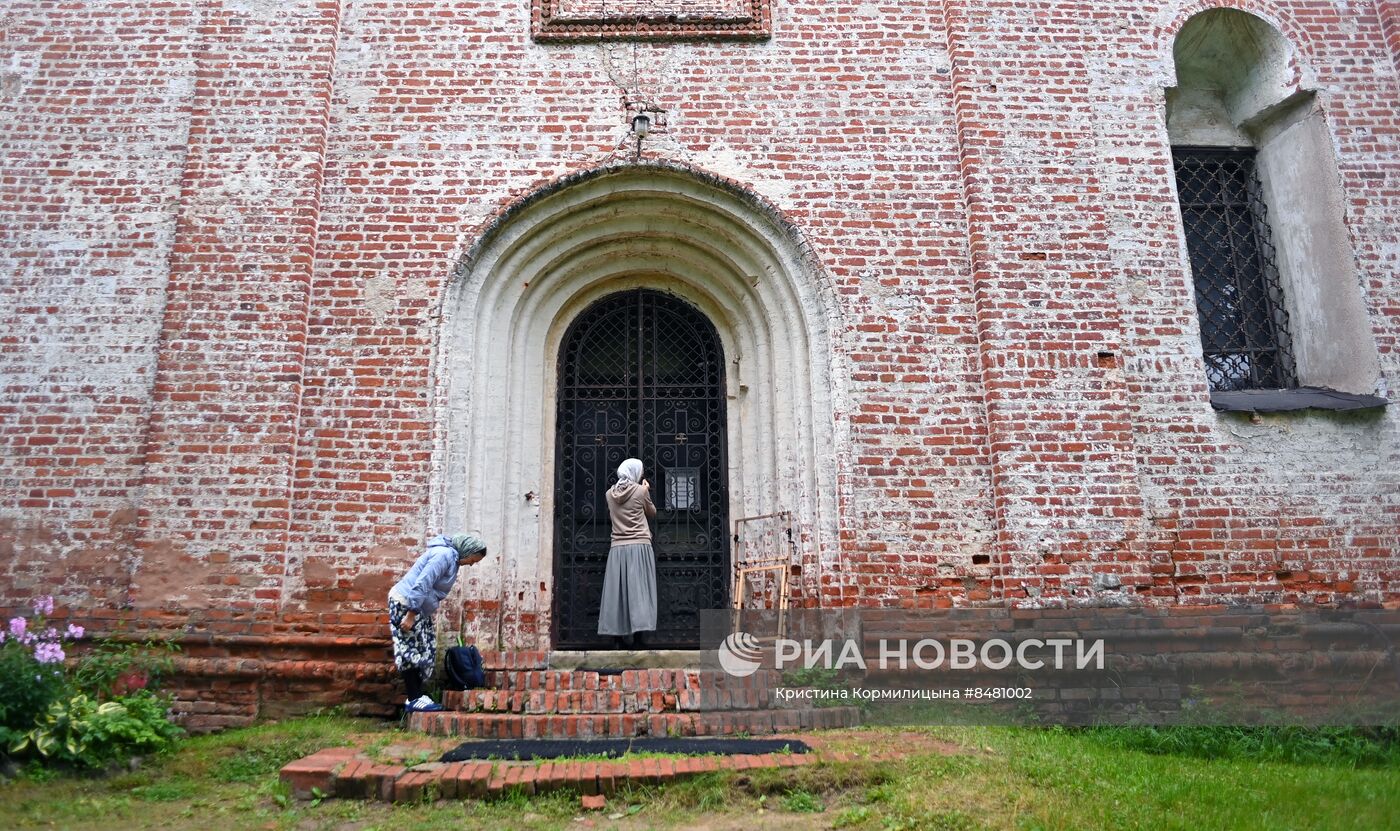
[0, 597, 73, 750]
[1, 597, 182, 770]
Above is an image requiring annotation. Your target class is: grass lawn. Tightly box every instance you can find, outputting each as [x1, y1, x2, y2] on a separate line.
[2, 715, 1397, 830]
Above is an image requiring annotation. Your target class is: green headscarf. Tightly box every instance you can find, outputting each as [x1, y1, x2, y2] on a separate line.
[448, 532, 487, 558]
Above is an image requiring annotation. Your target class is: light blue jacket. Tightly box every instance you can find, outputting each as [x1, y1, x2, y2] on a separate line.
[389, 536, 460, 617]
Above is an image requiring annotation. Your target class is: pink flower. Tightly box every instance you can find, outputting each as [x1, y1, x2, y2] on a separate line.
[7, 617, 25, 638]
[32, 596, 54, 617]
[66, 623, 85, 639]
[33, 641, 65, 665]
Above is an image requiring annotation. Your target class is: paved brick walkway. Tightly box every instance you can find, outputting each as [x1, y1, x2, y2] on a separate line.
[280, 741, 859, 803]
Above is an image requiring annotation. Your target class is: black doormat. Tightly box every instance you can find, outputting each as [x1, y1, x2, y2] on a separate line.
[440, 737, 810, 762]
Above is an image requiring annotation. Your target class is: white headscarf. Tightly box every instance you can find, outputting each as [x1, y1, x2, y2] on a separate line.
[613, 458, 644, 493]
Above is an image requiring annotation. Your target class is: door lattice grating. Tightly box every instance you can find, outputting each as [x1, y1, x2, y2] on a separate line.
[554, 290, 729, 649]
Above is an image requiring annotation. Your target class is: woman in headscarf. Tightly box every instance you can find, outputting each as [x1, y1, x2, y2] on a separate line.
[388, 532, 488, 712]
[597, 458, 658, 647]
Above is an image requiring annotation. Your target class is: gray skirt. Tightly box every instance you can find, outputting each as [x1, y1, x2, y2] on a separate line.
[597, 542, 657, 636]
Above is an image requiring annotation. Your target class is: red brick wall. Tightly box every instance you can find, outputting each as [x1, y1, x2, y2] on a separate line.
[1378, 1, 1400, 74]
[2, 3, 197, 607]
[2, 1, 1397, 723]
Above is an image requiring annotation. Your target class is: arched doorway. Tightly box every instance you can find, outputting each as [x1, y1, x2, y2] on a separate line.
[553, 289, 729, 649]
[436, 162, 842, 651]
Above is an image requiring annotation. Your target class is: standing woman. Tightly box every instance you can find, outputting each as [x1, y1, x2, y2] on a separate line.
[388, 532, 488, 712]
[597, 458, 657, 647]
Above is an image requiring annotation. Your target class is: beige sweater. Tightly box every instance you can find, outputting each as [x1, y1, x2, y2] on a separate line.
[606, 481, 657, 545]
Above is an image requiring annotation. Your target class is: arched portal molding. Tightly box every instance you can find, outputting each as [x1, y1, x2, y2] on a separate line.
[433, 162, 845, 648]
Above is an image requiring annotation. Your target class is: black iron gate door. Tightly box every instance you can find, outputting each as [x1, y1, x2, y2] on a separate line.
[554, 290, 729, 649]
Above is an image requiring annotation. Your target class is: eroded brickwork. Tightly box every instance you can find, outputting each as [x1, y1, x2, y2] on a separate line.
[2, 0, 1397, 726]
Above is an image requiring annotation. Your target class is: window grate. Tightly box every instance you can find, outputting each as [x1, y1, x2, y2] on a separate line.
[1172, 146, 1296, 391]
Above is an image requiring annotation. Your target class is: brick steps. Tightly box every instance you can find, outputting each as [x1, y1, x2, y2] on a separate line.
[444, 686, 774, 713]
[404, 652, 858, 738]
[282, 745, 861, 803]
[478, 667, 781, 691]
[408, 706, 861, 739]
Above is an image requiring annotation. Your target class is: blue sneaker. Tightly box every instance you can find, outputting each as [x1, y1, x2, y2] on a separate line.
[406, 695, 444, 712]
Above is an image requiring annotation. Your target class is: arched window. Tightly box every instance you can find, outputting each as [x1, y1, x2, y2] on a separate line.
[1166, 10, 1383, 407]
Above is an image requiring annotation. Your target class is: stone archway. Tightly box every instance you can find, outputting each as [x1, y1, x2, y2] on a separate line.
[434, 162, 843, 650]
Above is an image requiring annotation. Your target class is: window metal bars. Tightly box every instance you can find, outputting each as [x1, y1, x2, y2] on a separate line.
[1172, 146, 1297, 391]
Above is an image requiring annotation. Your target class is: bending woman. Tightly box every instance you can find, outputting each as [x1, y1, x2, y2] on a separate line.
[597, 458, 657, 647]
[388, 532, 488, 712]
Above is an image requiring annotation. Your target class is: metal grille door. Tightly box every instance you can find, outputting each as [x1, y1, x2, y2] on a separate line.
[1172, 146, 1296, 391]
[554, 290, 729, 648]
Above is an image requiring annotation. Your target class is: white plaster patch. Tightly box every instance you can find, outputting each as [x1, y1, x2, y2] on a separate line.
[362, 272, 398, 323]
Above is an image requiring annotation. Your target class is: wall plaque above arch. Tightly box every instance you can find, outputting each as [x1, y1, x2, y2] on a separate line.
[532, 0, 771, 42]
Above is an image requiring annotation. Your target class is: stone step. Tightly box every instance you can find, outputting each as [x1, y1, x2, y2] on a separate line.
[477, 651, 550, 671]
[545, 650, 708, 669]
[478, 668, 782, 693]
[475, 651, 719, 671]
[443, 685, 774, 714]
[407, 706, 861, 739]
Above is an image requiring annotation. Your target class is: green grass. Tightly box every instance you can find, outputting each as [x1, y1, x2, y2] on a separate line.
[205, 716, 361, 777]
[853, 726, 1400, 831]
[1080, 725, 1400, 768]
[2, 716, 1398, 830]
[129, 778, 201, 802]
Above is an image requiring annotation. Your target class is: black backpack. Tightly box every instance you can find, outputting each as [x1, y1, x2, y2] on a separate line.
[444, 645, 486, 690]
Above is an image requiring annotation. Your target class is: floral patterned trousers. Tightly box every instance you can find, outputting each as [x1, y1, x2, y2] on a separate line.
[388, 597, 435, 675]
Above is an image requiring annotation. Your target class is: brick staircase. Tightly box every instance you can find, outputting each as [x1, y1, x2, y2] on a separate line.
[405, 651, 860, 739]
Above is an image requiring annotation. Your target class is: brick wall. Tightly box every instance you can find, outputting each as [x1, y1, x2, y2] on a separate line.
[2, 3, 197, 606]
[2, 0, 1397, 724]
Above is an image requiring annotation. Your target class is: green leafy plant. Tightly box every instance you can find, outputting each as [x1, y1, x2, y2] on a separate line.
[78, 689, 183, 763]
[781, 665, 861, 709]
[832, 804, 874, 827]
[72, 634, 179, 700]
[11, 692, 100, 762]
[9, 689, 182, 769]
[782, 788, 825, 813]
